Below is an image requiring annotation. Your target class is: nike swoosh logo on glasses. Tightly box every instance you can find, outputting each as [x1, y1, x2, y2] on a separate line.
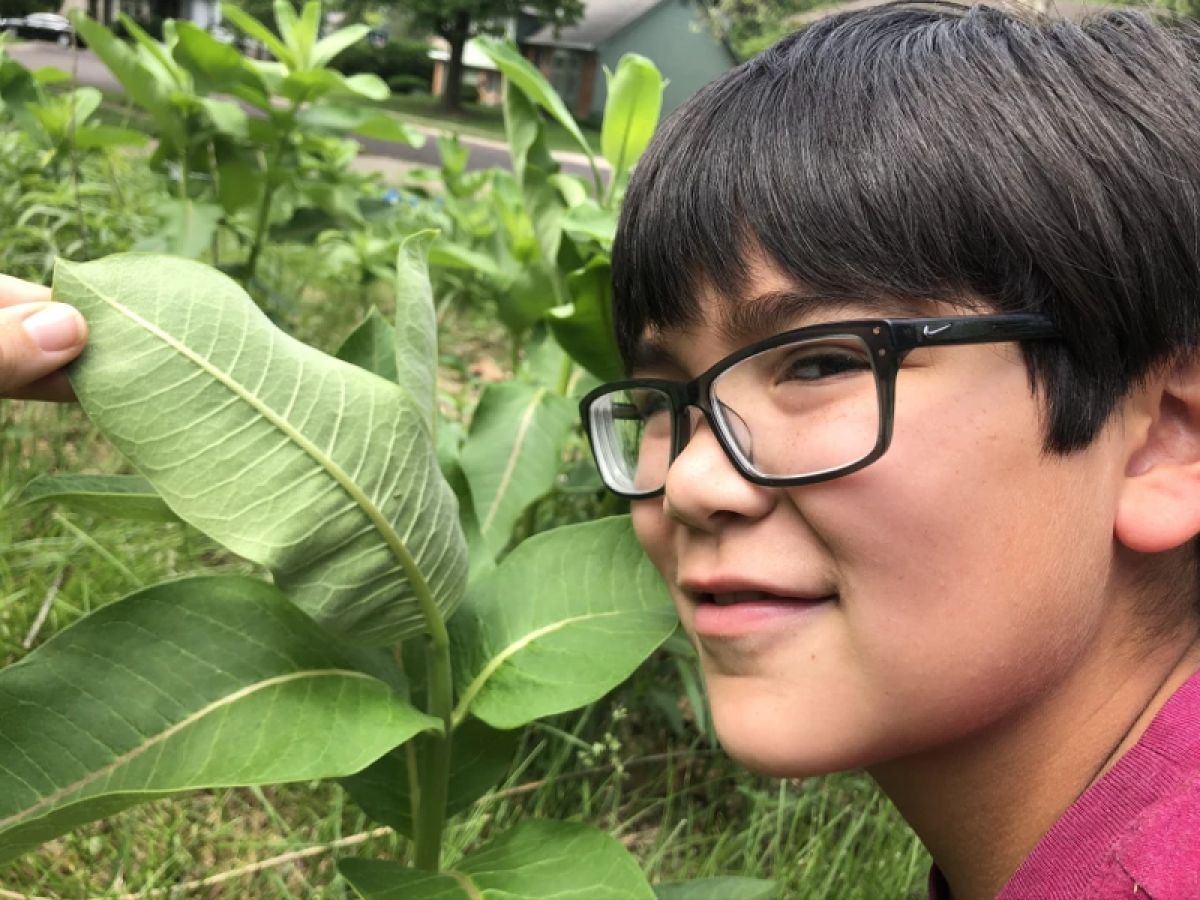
[923, 324, 952, 337]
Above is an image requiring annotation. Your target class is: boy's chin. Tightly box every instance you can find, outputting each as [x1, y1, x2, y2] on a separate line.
[712, 706, 881, 779]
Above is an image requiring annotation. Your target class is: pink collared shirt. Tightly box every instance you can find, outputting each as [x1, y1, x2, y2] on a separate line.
[929, 667, 1200, 899]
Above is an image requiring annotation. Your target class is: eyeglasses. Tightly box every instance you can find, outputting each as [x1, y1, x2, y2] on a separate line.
[579, 314, 1060, 499]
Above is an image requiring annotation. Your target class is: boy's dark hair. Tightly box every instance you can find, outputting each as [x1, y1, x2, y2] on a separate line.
[612, 1, 1200, 452]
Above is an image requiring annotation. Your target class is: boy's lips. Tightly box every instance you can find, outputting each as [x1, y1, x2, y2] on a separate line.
[678, 576, 837, 638]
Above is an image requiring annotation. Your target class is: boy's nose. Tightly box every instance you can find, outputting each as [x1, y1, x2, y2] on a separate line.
[662, 411, 775, 530]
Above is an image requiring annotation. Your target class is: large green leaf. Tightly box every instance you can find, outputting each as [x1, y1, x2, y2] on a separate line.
[344, 72, 390, 101]
[561, 199, 616, 249]
[53, 254, 468, 646]
[450, 516, 676, 729]
[18, 473, 177, 523]
[341, 716, 518, 837]
[340, 819, 655, 899]
[337, 307, 398, 384]
[0, 575, 438, 866]
[133, 199, 223, 260]
[118, 14, 186, 91]
[353, 112, 423, 145]
[550, 256, 623, 382]
[394, 231, 438, 427]
[198, 97, 249, 139]
[312, 23, 371, 69]
[221, 2, 294, 66]
[428, 242, 505, 282]
[654, 879, 779, 899]
[496, 261, 559, 340]
[477, 37, 594, 170]
[600, 54, 664, 185]
[70, 15, 182, 149]
[459, 381, 574, 559]
[502, 79, 558, 191]
[172, 21, 248, 92]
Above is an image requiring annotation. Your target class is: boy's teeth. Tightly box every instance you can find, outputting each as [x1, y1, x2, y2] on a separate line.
[711, 592, 764, 606]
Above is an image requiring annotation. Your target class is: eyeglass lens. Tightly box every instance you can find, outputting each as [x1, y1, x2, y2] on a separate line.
[590, 335, 883, 494]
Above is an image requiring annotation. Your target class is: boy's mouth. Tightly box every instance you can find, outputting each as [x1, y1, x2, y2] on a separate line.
[688, 588, 835, 638]
[700, 591, 837, 607]
[703, 590, 834, 606]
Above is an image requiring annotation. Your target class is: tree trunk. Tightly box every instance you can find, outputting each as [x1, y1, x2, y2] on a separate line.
[439, 12, 472, 115]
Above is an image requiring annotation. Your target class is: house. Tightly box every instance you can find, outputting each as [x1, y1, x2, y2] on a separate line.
[523, 0, 737, 122]
[428, 37, 505, 106]
[787, 0, 1098, 27]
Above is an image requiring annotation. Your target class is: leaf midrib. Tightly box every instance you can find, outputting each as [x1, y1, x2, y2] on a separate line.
[0, 669, 375, 831]
[66, 269, 440, 629]
[451, 610, 624, 728]
[449, 871, 484, 900]
[479, 387, 546, 536]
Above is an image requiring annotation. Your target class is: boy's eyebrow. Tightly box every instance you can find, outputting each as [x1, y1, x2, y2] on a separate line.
[715, 289, 901, 347]
[627, 334, 680, 375]
[627, 289, 931, 375]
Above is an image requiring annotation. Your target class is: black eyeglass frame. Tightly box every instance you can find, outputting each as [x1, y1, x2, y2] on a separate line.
[579, 314, 1061, 499]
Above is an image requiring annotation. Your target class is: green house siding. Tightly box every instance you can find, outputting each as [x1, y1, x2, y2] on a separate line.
[592, 0, 736, 120]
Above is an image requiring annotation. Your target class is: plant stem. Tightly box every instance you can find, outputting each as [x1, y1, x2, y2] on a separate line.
[244, 164, 278, 287]
[245, 103, 296, 286]
[555, 352, 574, 397]
[413, 635, 454, 871]
[178, 145, 190, 202]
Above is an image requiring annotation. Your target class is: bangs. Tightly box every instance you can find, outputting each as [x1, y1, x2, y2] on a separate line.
[611, 0, 1200, 426]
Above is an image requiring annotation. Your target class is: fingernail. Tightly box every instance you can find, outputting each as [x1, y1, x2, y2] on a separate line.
[22, 304, 85, 352]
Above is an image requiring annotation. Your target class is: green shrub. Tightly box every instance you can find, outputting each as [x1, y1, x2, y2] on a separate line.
[332, 38, 434, 87]
[388, 73, 429, 94]
[1, 0, 50, 18]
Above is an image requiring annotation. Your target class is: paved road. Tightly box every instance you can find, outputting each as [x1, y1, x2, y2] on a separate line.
[7, 42, 603, 180]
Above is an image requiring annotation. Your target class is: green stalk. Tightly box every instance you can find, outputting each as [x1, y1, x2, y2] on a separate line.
[413, 634, 454, 871]
[245, 105, 297, 286]
[555, 352, 574, 397]
[178, 139, 190, 202]
[244, 160, 279, 286]
[393, 523, 455, 871]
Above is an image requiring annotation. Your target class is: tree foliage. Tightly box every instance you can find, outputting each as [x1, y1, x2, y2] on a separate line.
[702, 0, 827, 60]
[403, 0, 583, 112]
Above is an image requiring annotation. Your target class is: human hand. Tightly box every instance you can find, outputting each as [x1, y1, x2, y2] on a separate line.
[0, 274, 88, 402]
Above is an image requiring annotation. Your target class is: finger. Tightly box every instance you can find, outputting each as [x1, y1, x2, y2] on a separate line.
[0, 274, 51, 309]
[0, 302, 88, 398]
[4, 370, 76, 402]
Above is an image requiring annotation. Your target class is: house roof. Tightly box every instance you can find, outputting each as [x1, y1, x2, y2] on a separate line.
[788, 0, 1109, 28]
[524, 0, 665, 50]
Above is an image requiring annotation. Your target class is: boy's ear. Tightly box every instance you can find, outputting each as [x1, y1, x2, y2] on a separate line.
[1115, 354, 1200, 553]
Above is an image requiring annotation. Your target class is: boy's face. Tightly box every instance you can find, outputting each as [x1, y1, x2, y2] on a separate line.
[629, 264, 1131, 777]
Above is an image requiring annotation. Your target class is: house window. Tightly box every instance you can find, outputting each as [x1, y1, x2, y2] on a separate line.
[549, 49, 583, 107]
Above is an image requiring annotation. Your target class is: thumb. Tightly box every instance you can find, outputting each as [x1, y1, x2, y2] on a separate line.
[0, 302, 88, 397]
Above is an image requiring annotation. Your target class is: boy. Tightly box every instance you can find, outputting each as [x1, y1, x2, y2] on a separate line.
[580, 3, 1200, 897]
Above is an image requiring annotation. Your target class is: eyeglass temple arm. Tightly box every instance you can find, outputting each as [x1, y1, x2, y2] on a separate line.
[890, 315, 1059, 352]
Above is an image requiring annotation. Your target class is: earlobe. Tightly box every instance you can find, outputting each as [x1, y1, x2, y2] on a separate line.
[1115, 358, 1200, 553]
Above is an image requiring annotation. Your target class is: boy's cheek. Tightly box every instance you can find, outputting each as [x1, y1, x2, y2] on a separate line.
[631, 498, 675, 578]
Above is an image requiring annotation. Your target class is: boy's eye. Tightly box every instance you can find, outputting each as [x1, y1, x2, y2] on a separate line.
[776, 346, 872, 383]
[610, 390, 671, 422]
[630, 390, 671, 420]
